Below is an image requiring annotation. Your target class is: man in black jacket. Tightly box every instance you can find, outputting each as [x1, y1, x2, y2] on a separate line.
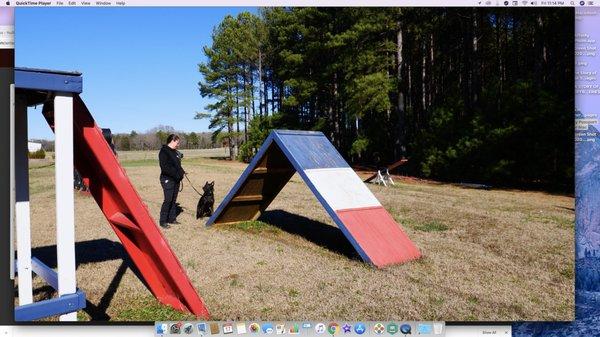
[158, 134, 185, 228]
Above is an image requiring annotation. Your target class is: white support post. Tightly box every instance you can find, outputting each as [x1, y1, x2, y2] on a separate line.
[14, 94, 33, 305]
[54, 93, 77, 321]
[376, 170, 387, 187]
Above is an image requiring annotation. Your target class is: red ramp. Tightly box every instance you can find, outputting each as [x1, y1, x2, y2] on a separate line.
[42, 96, 209, 317]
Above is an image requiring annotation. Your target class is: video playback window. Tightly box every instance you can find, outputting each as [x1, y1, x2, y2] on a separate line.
[10, 7, 574, 322]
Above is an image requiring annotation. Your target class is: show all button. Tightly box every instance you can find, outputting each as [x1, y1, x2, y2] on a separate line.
[480, 327, 511, 336]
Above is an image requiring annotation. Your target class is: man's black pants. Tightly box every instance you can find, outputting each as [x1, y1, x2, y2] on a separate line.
[159, 176, 180, 225]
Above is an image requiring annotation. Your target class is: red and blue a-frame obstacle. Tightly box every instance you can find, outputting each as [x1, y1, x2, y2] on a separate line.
[207, 130, 421, 267]
[11, 68, 208, 320]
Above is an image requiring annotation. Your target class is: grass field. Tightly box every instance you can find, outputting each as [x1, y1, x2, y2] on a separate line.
[22, 153, 575, 321]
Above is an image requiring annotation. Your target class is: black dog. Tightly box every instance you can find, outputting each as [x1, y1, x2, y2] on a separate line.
[196, 181, 215, 219]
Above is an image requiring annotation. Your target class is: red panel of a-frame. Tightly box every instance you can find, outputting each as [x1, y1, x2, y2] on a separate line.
[42, 96, 209, 317]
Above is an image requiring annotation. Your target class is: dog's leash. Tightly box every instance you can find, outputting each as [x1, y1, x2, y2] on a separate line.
[183, 172, 204, 197]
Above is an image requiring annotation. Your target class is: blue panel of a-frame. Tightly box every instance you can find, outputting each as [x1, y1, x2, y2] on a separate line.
[273, 130, 349, 170]
[14, 291, 86, 321]
[207, 130, 349, 226]
[271, 131, 371, 263]
[15, 68, 83, 93]
[205, 129, 373, 264]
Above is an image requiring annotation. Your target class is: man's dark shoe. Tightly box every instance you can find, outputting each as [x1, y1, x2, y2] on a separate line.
[160, 223, 171, 229]
[170, 220, 181, 225]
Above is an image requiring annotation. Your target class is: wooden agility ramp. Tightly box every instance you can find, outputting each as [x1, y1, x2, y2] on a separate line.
[207, 130, 421, 268]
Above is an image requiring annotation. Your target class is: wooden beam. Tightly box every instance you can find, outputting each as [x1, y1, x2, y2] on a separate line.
[231, 195, 264, 203]
[364, 158, 409, 183]
[54, 93, 77, 321]
[109, 213, 143, 234]
[252, 167, 293, 175]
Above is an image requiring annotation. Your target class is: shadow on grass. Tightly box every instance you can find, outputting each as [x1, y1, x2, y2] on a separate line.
[30, 239, 145, 321]
[258, 209, 361, 262]
[556, 205, 575, 212]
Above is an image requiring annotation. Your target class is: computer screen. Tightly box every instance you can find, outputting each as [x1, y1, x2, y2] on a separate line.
[0, 2, 596, 337]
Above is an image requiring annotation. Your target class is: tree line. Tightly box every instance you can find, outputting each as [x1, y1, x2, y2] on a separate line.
[198, 8, 574, 190]
[31, 126, 218, 153]
[111, 126, 217, 151]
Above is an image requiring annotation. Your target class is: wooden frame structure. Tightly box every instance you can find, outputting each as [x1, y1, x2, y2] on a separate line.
[11, 67, 209, 320]
[12, 68, 85, 321]
[207, 130, 421, 268]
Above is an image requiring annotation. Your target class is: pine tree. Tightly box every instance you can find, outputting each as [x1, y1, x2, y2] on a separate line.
[197, 15, 241, 160]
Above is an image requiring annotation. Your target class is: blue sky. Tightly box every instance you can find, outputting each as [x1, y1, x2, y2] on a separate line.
[16, 7, 256, 139]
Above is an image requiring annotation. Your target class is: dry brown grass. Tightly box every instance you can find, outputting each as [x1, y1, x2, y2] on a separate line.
[21, 155, 574, 321]
[115, 148, 230, 161]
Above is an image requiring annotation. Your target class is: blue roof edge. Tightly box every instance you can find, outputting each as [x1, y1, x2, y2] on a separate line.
[15, 68, 83, 94]
[273, 129, 324, 136]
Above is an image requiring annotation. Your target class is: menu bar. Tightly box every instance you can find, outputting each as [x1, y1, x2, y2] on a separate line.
[1, 0, 599, 6]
